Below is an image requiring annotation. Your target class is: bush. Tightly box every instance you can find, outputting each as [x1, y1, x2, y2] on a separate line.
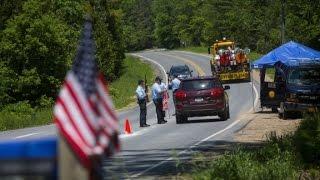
[0, 102, 52, 131]
[294, 113, 320, 166]
[192, 143, 297, 180]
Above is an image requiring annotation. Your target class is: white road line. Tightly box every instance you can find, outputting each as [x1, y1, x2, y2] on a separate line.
[131, 53, 169, 85]
[14, 133, 39, 139]
[130, 118, 242, 178]
[173, 50, 212, 58]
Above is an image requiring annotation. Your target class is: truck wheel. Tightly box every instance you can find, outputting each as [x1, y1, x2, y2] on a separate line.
[271, 107, 278, 113]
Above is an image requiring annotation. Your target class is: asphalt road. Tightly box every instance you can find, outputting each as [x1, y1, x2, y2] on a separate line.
[104, 50, 258, 179]
[0, 50, 259, 179]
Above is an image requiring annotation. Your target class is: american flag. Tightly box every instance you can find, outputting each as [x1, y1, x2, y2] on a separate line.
[54, 19, 119, 169]
[163, 91, 169, 110]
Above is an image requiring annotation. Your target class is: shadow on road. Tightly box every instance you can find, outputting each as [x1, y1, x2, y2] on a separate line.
[102, 140, 264, 179]
[185, 118, 221, 124]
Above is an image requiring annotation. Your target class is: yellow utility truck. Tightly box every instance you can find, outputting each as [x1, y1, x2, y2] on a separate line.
[209, 39, 250, 83]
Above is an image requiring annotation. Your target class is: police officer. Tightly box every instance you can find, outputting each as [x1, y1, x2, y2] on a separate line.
[170, 74, 181, 93]
[152, 77, 166, 124]
[136, 80, 150, 127]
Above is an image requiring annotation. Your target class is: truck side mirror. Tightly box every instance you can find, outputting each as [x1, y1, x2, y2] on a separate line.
[224, 85, 230, 90]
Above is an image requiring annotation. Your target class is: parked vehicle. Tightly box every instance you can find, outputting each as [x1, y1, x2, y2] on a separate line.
[173, 76, 230, 124]
[167, 65, 193, 82]
[260, 59, 320, 119]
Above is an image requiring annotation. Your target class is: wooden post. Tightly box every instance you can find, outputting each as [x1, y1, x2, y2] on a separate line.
[58, 134, 89, 180]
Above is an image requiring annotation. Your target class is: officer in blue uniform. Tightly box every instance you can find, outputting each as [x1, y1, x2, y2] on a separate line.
[170, 75, 181, 93]
[136, 80, 149, 127]
[152, 77, 167, 124]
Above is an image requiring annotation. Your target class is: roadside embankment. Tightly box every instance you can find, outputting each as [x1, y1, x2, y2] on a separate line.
[0, 55, 156, 131]
[110, 55, 155, 110]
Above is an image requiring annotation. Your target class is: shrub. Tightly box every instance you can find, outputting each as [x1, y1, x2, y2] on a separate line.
[0, 102, 52, 131]
[294, 113, 320, 166]
[193, 144, 297, 180]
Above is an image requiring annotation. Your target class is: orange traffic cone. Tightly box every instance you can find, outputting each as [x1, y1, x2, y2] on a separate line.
[124, 119, 132, 134]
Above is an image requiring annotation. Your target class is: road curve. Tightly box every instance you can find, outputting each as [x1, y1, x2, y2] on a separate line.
[103, 50, 258, 179]
[0, 50, 258, 179]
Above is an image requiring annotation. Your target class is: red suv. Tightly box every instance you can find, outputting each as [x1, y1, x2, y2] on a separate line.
[174, 76, 230, 124]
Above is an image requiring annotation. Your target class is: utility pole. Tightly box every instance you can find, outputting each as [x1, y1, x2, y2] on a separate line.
[280, 0, 286, 44]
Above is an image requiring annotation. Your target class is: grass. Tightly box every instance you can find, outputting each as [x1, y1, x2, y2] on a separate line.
[248, 51, 263, 61]
[177, 46, 264, 61]
[183, 113, 320, 179]
[0, 102, 52, 131]
[109, 55, 155, 109]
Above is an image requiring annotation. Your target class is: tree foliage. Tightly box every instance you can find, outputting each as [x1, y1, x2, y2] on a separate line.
[120, 0, 154, 51]
[0, 0, 125, 107]
[121, 0, 319, 51]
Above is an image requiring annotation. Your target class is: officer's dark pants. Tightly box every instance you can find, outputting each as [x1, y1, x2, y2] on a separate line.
[153, 98, 164, 124]
[138, 99, 147, 126]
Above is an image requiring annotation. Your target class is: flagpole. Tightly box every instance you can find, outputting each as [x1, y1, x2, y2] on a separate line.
[250, 63, 255, 113]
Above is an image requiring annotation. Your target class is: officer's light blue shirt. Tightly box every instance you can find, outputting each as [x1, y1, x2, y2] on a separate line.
[171, 78, 181, 91]
[136, 85, 146, 100]
[152, 83, 162, 100]
[160, 82, 167, 91]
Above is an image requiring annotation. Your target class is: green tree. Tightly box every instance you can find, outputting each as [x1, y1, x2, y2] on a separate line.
[120, 0, 154, 51]
[92, 0, 125, 81]
[153, 0, 180, 49]
[0, 0, 82, 105]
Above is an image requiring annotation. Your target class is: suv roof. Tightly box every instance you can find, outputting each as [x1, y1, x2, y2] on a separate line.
[180, 76, 220, 81]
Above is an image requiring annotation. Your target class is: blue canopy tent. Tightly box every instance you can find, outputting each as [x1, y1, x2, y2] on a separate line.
[252, 41, 320, 69]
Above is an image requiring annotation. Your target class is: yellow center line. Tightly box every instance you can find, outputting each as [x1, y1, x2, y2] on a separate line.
[155, 52, 206, 76]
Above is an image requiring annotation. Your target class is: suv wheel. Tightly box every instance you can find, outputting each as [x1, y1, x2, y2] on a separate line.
[176, 114, 187, 124]
[219, 109, 229, 121]
[219, 104, 230, 121]
[176, 114, 182, 124]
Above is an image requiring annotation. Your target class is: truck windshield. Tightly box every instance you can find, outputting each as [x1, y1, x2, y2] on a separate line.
[288, 68, 320, 85]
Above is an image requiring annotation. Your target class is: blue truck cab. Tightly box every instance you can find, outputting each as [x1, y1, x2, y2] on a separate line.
[260, 59, 320, 118]
[275, 59, 320, 119]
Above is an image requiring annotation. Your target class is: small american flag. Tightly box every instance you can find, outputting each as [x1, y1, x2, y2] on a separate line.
[54, 19, 119, 169]
[163, 91, 169, 110]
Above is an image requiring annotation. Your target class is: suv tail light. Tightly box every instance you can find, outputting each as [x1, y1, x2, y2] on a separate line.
[175, 90, 187, 101]
[210, 88, 224, 98]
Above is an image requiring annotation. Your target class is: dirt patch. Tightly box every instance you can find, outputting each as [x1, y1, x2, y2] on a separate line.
[234, 110, 301, 142]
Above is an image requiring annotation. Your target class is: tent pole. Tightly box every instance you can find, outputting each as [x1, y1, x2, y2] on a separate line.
[250, 67, 256, 113]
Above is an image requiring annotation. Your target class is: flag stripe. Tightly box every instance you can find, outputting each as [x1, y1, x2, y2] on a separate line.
[57, 97, 95, 147]
[66, 74, 99, 130]
[65, 77, 98, 135]
[54, 105, 92, 154]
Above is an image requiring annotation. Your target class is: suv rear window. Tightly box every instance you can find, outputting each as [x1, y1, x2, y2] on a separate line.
[182, 79, 221, 91]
